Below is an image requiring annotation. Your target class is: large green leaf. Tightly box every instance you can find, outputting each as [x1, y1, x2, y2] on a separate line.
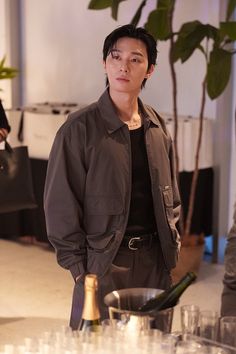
[226, 0, 236, 21]
[88, 0, 126, 20]
[0, 56, 18, 81]
[172, 21, 219, 63]
[204, 24, 220, 41]
[88, 0, 112, 9]
[145, 0, 175, 40]
[220, 22, 236, 40]
[207, 48, 232, 99]
[172, 21, 203, 62]
[0, 70, 18, 80]
[0, 56, 6, 70]
[130, 0, 147, 27]
[111, 0, 126, 20]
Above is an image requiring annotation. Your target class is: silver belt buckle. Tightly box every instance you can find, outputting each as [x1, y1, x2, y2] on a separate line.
[128, 237, 141, 250]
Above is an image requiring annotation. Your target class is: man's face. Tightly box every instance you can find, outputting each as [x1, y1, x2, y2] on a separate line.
[104, 37, 154, 94]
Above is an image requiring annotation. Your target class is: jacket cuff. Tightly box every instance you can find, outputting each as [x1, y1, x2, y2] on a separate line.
[70, 262, 86, 281]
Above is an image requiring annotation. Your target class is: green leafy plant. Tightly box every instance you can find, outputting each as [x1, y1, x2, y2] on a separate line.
[171, 12, 236, 242]
[88, 0, 126, 20]
[0, 56, 18, 90]
[88, 0, 236, 244]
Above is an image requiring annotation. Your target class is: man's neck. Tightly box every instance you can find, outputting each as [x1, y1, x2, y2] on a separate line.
[109, 88, 140, 122]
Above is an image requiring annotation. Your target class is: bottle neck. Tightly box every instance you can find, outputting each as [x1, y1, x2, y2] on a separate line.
[176, 273, 195, 290]
[82, 288, 100, 321]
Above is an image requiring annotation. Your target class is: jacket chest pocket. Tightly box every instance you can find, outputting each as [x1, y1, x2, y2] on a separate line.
[161, 185, 179, 246]
[162, 185, 174, 221]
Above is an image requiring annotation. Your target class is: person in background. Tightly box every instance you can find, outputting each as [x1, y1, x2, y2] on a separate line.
[221, 204, 236, 316]
[0, 99, 37, 244]
[44, 24, 181, 330]
[0, 99, 10, 141]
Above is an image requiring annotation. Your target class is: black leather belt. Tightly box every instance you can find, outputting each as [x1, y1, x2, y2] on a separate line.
[121, 232, 158, 250]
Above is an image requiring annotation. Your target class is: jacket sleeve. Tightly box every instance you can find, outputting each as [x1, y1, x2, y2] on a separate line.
[44, 119, 87, 280]
[221, 206, 236, 316]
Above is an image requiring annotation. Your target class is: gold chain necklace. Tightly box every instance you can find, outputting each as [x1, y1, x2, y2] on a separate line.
[125, 115, 141, 129]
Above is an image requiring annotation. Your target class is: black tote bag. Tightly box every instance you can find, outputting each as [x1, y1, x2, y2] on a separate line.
[0, 141, 37, 213]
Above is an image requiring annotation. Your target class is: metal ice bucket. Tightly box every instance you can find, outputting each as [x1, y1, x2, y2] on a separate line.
[104, 288, 174, 333]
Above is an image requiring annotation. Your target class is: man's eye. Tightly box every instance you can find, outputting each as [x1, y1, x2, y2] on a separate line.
[111, 53, 120, 60]
[131, 58, 140, 63]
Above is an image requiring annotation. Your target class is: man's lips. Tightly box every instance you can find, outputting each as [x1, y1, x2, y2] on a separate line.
[116, 77, 130, 82]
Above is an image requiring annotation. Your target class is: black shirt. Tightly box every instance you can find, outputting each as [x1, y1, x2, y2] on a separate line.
[125, 125, 157, 236]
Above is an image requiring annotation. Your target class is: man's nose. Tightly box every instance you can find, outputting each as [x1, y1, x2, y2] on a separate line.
[120, 61, 129, 72]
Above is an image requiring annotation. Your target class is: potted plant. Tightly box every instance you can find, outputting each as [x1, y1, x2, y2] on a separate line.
[0, 55, 18, 116]
[87, 0, 236, 278]
[0, 56, 18, 82]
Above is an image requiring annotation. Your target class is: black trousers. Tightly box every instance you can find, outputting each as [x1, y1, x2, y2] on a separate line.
[69, 238, 172, 330]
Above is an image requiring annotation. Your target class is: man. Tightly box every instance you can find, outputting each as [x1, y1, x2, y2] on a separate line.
[221, 204, 236, 316]
[44, 24, 181, 329]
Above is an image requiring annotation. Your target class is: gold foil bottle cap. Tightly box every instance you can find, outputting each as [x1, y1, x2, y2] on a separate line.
[85, 274, 98, 290]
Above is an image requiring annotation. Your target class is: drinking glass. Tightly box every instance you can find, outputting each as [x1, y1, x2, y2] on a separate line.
[3, 345, 14, 354]
[207, 346, 230, 354]
[176, 339, 207, 353]
[181, 305, 200, 338]
[150, 307, 174, 333]
[220, 316, 236, 347]
[199, 310, 219, 341]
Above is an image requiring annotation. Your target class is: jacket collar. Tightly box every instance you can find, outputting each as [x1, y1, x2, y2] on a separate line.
[97, 88, 160, 134]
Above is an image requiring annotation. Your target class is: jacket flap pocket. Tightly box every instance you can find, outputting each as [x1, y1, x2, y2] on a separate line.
[162, 186, 173, 207]
[85, 196, 123, 215]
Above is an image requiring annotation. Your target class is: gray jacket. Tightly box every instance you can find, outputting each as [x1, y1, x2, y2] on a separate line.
[221, 204, 236, 316]
[44, 89, 181, 280]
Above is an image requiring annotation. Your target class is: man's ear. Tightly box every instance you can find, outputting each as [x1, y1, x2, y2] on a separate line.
[145, 64, 155, 79]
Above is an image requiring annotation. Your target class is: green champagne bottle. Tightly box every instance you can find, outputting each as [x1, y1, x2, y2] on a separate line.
[138, 272, 197, 313]
[79, 274, 101, 331]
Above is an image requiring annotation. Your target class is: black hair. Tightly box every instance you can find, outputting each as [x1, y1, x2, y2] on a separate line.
[103, 24, 157, 88]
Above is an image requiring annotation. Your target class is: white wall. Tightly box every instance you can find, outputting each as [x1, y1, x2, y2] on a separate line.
[0, 0, 6, 61]
[0, 0, 22, 108]
[0, 0, 11, 108]
[21, 0, 219, 120]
